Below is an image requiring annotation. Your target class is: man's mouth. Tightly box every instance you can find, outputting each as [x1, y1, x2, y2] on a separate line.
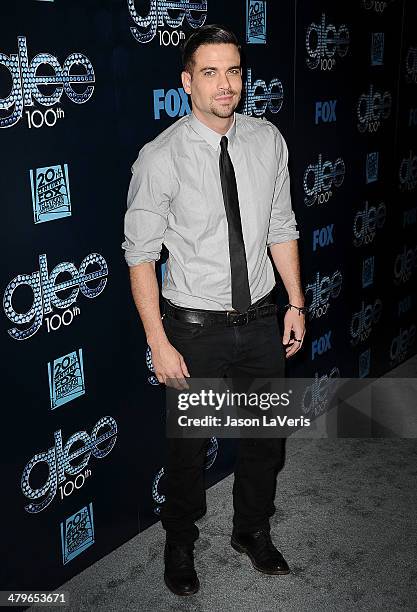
[215, 94, 234, 102]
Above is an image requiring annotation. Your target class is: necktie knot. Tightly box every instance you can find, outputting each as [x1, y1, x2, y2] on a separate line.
[220, 135, 228, 151]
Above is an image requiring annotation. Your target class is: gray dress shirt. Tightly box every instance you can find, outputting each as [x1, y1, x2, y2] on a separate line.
[122, 111, 299, 311]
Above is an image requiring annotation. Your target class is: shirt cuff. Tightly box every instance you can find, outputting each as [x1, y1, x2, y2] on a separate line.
[267, 229, 300, 246]
[123, 250, 161, 266]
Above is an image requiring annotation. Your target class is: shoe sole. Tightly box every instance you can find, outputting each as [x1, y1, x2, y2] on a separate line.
[164, 573, 200, 596]
[230, 538, 291, 576]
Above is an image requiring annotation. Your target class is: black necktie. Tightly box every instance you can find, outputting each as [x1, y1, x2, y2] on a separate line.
[219, 135, 251, 313]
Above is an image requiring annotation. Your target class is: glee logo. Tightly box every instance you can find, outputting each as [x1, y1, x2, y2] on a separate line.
[243, 68, 283, 116]
[305, 14, 350, 71]
[393, 244, 417, 284]
[301, 367, 340, 416]
[356, 85, 392, 133]
[362, 0, 395, 13]
[3, 253, 108, 340]
[128, 0, 207, 46]
[303, 154, 345, 206]
[0, 36, 95, 129]
[353, 201, 386, 247]
[350, 299, 382, 345]
[21, 416, 117, 513]
[390, 325, 416, 365]
[305, 270, 343, 319]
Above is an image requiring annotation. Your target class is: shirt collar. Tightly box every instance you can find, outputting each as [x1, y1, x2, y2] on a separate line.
[189, 111, 237, 150]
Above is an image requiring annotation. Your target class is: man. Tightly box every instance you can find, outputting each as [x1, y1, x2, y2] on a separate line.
[122, 25, 306, 596]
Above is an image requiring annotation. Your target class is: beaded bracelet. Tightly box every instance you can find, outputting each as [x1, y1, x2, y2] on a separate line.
[285, 303, 309, 315]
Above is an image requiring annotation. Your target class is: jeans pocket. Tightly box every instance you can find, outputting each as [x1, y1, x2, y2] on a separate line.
[163, 315, 206, 341]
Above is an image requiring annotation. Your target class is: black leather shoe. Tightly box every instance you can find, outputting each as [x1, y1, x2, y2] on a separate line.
[164, 542, 200, 595]
[231, 529, 291, 575]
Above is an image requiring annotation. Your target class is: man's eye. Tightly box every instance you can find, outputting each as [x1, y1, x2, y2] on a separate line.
[204, 71, 215, 76]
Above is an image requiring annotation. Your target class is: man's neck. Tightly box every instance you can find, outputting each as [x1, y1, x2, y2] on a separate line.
[192, 107, 234, 135]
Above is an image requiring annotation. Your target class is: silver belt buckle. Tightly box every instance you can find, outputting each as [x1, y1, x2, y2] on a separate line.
[227, 311, 249, 326]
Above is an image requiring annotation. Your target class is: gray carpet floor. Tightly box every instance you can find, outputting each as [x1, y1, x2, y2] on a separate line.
[37, 359, 417, 612]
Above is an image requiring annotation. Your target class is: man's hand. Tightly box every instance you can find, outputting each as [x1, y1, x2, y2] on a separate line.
[282, 308, 306, 358]
[128, 263, 191, 389]
[149, 339, 190, 390]
[268, 242, 305, 358]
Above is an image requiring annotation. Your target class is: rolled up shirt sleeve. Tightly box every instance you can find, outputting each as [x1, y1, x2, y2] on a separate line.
[122, 144, 171, 266]
[266, 129, 300, 247]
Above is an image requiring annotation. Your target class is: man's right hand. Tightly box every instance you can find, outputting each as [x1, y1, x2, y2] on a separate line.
[149, 339, 190, 390]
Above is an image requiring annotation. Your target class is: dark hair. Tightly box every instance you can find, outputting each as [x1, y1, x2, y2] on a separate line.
[181, 24, 241, 74]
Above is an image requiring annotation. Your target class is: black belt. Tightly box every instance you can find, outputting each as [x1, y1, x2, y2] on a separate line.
[163, 292, 278, 327]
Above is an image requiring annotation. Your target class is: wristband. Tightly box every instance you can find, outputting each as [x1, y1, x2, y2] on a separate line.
[285, 303, 309, 315]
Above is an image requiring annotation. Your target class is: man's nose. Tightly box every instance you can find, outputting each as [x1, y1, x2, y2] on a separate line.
[217, 73, 232, 92]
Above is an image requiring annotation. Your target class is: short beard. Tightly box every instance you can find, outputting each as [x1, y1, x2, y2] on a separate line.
[209, 98, 239, 118]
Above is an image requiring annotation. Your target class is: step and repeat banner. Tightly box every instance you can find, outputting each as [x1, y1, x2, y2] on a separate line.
[290, 0, 417, 386]
[1, 0, 415, 593]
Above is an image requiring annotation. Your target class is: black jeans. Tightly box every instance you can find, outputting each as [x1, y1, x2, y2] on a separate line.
[159, 293, 286, 545]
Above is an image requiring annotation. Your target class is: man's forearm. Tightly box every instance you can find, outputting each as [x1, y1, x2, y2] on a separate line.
[269, 240, 304, 305]
[129, 261, 169, 347]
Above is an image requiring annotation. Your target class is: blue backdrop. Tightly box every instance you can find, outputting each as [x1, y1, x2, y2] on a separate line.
[1, 0, 416, 592]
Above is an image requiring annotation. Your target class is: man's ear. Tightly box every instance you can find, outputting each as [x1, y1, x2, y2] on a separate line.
[181, 70, 192, 94]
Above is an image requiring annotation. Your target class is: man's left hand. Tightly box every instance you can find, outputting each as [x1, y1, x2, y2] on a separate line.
[282, 308, 306, 358]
